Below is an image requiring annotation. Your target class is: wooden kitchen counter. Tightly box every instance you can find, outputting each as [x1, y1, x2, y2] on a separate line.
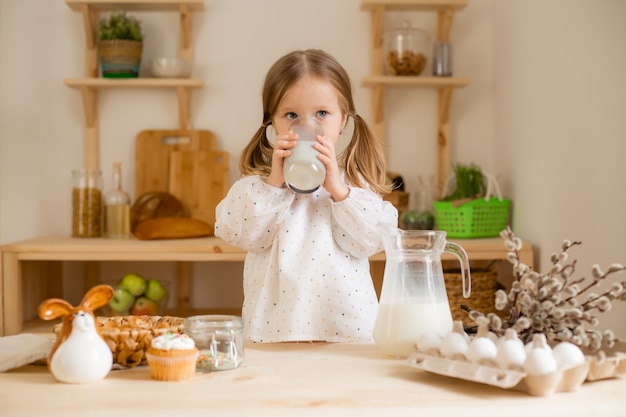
[0, 342, 623, 416]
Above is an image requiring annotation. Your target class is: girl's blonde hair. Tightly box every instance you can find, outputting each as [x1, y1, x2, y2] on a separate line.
[239, 49, 391, 195]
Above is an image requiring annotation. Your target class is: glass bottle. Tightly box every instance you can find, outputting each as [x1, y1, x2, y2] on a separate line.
[72, 169, 103, 237]
[104, 162, 131, 239]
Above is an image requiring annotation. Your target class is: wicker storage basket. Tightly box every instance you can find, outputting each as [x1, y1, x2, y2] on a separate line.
[444, 268, 501, 323]
[54, 315, 184, 368]
[99, 39, 143, 78]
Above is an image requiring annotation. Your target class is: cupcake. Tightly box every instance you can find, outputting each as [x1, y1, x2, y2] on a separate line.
[146, 331, 198, 381]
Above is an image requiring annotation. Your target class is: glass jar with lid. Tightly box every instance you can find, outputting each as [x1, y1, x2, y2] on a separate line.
[184, 315, 244, 372]
[383, 20, 431, 76]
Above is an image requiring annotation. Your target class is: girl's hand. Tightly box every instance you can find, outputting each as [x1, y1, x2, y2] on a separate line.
[265, 130, 297, 188]
[315, 134, 350, 201]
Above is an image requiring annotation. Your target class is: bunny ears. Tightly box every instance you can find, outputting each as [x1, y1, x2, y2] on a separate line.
[39, 284, 114, 321]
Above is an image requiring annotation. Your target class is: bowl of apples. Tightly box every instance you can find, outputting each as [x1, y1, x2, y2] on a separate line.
[104, 273, 170, 316]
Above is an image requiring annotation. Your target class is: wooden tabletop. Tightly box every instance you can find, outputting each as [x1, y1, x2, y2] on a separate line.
[0, 342, 624, 416]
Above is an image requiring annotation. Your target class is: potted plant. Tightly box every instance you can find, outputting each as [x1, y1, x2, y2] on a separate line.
[433, 163, 510, 238]
[98, 11, 144, 78]
[440, 163, 486, 203]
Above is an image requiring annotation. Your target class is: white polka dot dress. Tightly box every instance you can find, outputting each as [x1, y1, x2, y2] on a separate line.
[215, 175, 398, 343]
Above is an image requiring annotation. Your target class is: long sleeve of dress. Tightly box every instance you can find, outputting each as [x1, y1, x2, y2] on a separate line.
[214, 176, 295, 253]
[331, 186, 398, 258]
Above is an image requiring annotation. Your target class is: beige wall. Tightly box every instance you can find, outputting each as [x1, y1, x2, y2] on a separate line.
[1, 1, 624, 336]
[492, 0, 626, 337]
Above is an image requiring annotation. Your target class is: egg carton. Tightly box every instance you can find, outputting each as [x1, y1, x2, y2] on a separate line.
[405, 351, 626, 396]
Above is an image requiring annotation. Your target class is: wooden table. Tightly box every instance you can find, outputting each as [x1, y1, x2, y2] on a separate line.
[0, 236, 534, 336]
[0, 342, 623, 416]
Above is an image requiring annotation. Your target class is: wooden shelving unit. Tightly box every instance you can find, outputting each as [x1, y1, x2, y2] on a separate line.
[64, 0, 205, 170]
[360, 0, 469, 193]
[54, 1, 207, 316]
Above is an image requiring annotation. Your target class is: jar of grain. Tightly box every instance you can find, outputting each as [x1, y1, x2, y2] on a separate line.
[383, 21, 431, 76]
[72, 169, 103, 237]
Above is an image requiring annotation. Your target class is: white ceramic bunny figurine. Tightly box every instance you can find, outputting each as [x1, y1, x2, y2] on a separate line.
[38, 284, 114, 383]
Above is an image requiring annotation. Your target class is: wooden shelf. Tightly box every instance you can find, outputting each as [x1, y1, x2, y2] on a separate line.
[2, 236, 245, 262]
[362, 75, 470, 88]
[65, 0, 205, 12]
[64, 78, 204, 88]
[361, 0, 470, 193]
[1, 235, 532, 263]
[361, 0, 468, 12]
[64, 0, 204, 170]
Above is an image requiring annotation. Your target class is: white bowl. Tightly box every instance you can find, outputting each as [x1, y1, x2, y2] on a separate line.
[151, 58, 191, 78]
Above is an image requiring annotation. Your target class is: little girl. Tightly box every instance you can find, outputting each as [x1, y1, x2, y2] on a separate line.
[215, 49, 398, 343]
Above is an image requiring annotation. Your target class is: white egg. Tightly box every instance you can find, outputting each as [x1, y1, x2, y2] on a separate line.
[496, 338, 527, 370]
[524, 334, 557, 375]
[466, 337, 498, 364]
[552, 342, 586, 370]
[417, 332, 443, 355]
[440, 332, 469, 360]
[524, 347, 557, 375]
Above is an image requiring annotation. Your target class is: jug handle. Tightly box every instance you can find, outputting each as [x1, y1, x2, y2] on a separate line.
[444, 242, 472, 298]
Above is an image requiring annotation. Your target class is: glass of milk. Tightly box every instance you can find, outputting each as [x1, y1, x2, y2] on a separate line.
[283, 118, 325, 193]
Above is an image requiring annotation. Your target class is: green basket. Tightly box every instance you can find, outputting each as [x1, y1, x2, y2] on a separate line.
[434, 198, 510, 238]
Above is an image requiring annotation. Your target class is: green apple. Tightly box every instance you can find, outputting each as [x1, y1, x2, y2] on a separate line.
[118, 272, 147, 296]
[145, 279, 167, 303]
[130, 296, 158, 316]
[109, 287, 135, 313]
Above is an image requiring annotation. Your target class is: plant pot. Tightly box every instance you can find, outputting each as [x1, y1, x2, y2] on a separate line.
[98, 39, 143, 78]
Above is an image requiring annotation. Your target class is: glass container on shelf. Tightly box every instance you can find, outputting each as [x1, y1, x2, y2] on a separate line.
[401, 175, 436, 230]
[383, 20, 431, 76]
[433, 41, 453, 76]
[104, 162, 131, 239]
[72, 169, 103, 238]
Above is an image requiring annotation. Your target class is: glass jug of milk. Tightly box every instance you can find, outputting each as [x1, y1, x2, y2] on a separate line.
[373, 225, 471, 358]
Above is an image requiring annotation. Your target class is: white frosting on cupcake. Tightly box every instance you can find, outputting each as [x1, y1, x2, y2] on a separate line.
[151, 332, 196, 351]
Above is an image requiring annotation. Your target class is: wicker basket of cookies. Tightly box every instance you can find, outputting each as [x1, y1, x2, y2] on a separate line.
[54, 315, 185, 368]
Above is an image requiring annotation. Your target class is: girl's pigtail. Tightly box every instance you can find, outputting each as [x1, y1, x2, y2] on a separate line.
[239, 125, 274, 177]
[343, 114, 391, 195]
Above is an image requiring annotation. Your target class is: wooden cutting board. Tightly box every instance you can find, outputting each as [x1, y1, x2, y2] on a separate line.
[168, 150, 230, 229]
[134, 129, 217, 197]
